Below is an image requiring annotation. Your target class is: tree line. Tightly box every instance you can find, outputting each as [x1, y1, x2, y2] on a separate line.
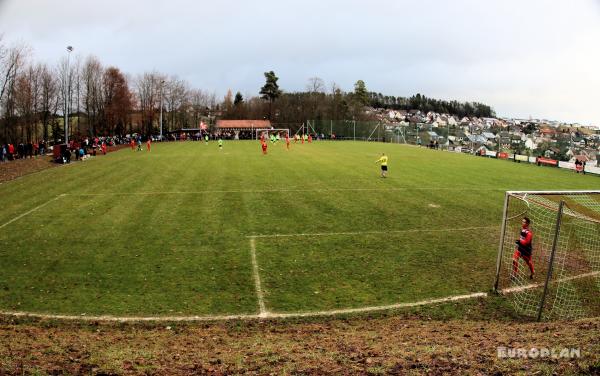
[224, 75, 495, 123]
[0, 38, 496, 144]
[0, 38, 218, 144]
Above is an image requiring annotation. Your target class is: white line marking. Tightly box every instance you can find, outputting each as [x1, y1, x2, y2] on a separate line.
[0, 291, 487, 322]
[64, 187, 507, 196]
[267, 292, 488, 318]
[0, 194, 65, 230]
[250, 237, 267, 317]
[500, 271, 600, 294]
[248, 225, 499, 238]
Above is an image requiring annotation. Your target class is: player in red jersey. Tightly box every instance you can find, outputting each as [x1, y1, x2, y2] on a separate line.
[285, 134, 290, 150]
[261, 140, 268, 155]
[101, 142, 107, 155]
[512, 217, 535, 280]
[147, 138, 151, 151]
[130, 138, 135, 150]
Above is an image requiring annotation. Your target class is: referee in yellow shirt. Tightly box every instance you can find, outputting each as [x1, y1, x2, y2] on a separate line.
[375, 153, 388, 178]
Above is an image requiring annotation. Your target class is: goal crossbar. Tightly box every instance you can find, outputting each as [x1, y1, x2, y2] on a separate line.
[255, 128, 290, 139]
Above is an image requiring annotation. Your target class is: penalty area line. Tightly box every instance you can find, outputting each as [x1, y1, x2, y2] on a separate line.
[267, 292, 488, 319]
[248, 225, 499, 238]
[0, 194, 66, 230]
[0, 291, 488, 323]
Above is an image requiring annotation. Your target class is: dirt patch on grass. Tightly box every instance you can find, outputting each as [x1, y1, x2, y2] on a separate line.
[0, 314, 597, 375]
[0, 156, 57, 184]
[0, 145, 128, 184]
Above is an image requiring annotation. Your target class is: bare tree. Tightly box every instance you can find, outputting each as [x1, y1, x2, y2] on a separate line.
[0, 42, 29, 143]
[81, 55, 104, 137]
[163, 76, 188, 131]
[306, 77, 325, 94]
[188, 88, 211, 128]
[135, 71, 166, 135]
[14, 64, 42, 142]
[307, 76, 325, 120]
[103, 66, 132, 135]
[72, 55, 82, 136]
[38, 63, 58, 141]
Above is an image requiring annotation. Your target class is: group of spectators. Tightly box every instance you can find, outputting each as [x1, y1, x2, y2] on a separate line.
[0, 135, 136, 164]
[575, 158, 586, 174]
[58, 135, 135, 164]
[2, 131, 339, 163]
[1, 141, 47, 162]
[169, 131, 252, 141]
[426, 140, 440, 149]
[169, 130, 334, 141]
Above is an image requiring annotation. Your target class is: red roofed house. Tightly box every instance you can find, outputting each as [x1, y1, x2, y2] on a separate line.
[216, 120, 271, 130]
[215, 119, 272, 140]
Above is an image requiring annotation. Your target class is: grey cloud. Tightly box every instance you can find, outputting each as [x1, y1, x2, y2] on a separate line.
[0, 0, 599, 123]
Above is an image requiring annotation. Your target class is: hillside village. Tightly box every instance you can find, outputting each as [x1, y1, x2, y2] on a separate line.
[373, 108, 600, 163]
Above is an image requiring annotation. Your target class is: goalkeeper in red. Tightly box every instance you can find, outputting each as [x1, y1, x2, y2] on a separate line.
[512, 217, 535, 280]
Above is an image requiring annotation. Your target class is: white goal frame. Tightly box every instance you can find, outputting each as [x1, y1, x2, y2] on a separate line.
[493, 190, 600, 321]
[255, 128, 290, 140]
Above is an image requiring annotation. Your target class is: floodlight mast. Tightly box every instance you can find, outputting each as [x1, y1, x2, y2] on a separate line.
[65, 46, 73, 145]
[159, 80, 165, 140]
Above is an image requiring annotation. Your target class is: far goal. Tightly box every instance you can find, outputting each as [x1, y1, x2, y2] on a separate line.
[494, 191, 600, 320]
[255, 128, 290, 140]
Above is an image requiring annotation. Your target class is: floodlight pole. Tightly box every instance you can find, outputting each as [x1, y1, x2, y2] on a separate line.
[65, 46, 73, 145]
[159, 80, 164, 140]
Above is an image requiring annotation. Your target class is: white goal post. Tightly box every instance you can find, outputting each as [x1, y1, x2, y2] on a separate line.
[493, 190, 600, 321]
[255, 128, 290, 140]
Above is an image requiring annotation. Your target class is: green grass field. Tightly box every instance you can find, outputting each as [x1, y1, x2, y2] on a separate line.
[0, 141, 598, 318]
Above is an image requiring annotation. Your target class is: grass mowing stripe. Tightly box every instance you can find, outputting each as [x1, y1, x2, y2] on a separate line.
[64, 187, 509, 195]
[248, 225, 499, 238]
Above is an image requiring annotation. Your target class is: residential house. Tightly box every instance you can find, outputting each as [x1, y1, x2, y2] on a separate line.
[525, 137, 537, 150]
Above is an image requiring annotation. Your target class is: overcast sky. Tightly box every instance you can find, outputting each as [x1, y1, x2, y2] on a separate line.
[1, 0, 599, 124]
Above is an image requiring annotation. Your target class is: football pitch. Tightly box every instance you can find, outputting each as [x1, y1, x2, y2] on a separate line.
[0, 141, 597, 319]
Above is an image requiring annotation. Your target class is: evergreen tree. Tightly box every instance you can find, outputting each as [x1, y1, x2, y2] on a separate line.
[234, 91, 243, 106]
[259, 71, 282, 119]
[353, 80, 369, 106]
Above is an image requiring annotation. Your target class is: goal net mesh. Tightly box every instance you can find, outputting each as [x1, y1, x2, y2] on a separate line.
[495, 191, 600, 320]
[255, 129, 290, 140]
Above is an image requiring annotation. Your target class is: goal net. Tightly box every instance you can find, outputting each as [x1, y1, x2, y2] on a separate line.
[255, 128, 290, 141]
[494, 191, 600, 320]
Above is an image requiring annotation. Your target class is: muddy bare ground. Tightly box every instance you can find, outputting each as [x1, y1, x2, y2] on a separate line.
[0, 156, 57, 184]
[0, 314, 598, 375]
[0, 145, 128, 184]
